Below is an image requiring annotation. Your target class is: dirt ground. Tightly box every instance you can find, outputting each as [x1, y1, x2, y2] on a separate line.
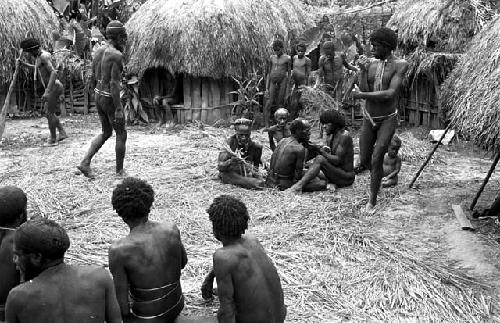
[1, 115, 499, 322]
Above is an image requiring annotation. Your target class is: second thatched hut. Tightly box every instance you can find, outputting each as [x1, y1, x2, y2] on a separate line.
[125, 0, 313, 124]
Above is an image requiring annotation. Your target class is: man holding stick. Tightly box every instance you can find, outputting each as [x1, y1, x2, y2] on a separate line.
[351, 27, 408, 211]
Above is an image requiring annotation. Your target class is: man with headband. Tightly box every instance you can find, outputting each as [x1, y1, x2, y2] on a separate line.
[217, 118, 264, 190]
[5, 218, 121, 323]
[77, 20, 128, 179]
[18, 38, 68, 146]
[0, 187, 27, 323]
[350, 27, 408, 211]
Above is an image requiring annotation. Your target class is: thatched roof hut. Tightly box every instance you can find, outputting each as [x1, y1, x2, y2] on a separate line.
[441, 15, 500, 153]
[0, 0, 59, 86]
[125, 0, 313, 124]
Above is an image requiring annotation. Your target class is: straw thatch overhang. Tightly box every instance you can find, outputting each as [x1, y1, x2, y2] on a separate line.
[0, 0, 59, 86]
[388, 0, 492, 53]
[441, 15, 500, 153]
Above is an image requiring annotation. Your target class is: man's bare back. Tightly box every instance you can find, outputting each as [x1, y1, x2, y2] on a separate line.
[269, 136, 304, 180]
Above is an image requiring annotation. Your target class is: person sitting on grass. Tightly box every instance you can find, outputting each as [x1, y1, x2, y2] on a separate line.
[5, 218, 121, 323]
[0, 187, 27, 323]
[382, 135, 402, 188]
[109, 177, 188, 323]
[289, 109, 355, 193]
[218, 118, 264, 190]
[267, 118, 327, 191]
[201, 195, 287, 323]
[266, 108, 291, 151]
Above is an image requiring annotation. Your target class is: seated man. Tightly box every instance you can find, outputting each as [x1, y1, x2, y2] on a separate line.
[266, 108, 291, 151]
[5, 218, 121, 323]
[0, 187, 27, 322]
[267, 118, 326, 191]
[382, 135, 402, 188]
[109, 177, 187, 323]
[201, 195, 287, 323]
[289, 109, 355, 192]
[218, 118, 264, 190]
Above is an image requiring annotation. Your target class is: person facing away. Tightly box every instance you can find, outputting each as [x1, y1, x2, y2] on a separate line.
[201, 195, 287, 323]
[0, 187, 27, 323]
[109, 177, 187, 322]
[5, 218, 121, 323]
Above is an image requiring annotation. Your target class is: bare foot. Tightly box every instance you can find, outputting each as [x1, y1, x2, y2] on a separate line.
[77, 165, 96, 179]
[363, 203, 376, 215]
[286, 183, 303, 194]
[116, 169, 128, 178]
[58, 134, 68, 142]
[44, 139, 57, 147]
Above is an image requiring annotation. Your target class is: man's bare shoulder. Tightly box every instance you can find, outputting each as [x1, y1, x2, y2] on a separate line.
[394, 58, 409, 71]
[39, 51, 52, 61]
[213, 247, 239, 273]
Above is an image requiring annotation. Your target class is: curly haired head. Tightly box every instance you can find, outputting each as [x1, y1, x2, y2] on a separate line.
[112, 177, 155, 220]
[320, 109, 345, 129]
[272, 40, 284, 50]
[207, 195, 249, 239]
[390, 134, 402, 148]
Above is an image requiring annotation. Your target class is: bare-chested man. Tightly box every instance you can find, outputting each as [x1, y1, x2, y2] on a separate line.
[19, 39, 67, 146]
[316, 41, 359, 101]
[266, 108, 291, 151]
[77, 20, 128, 179]
[5, 218, 121, 323]
[291, 44, 311, 89]
[264, 40, 291, 127]
[0, 187, 27, 323]
[109, 177, 187, 322]
[351, 27, 409, 210]
[382, 135, 402, 188]
[266, 118, 326, 191]
[289, 110, 355, 192]
[218, 118, 264, 190]
[201, 195, 286, 323]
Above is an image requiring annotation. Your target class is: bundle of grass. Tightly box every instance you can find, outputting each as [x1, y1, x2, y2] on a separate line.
[441, 15, 500, 154]
[0, 0, 59, 86]
[297, 86, 339, 123]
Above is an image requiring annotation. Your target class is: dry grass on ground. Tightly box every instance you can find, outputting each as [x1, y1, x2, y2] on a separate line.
[0, 115, 497, 322]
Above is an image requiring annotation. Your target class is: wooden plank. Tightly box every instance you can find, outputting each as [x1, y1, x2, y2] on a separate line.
[191, 77, 202, 121]
[201, 78, 209, 123]
[183, 75, 192, 123]
[210, 79, 221, 124]
[452, 205, 474, 231]
[224, 78, 234, 120]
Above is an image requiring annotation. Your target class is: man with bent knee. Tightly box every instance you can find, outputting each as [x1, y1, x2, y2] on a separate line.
[351, 27, 408, 211]
[77, 20, 128, 179]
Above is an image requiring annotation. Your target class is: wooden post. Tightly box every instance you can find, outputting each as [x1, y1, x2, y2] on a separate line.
[0, 49, 23, 139]
[211, 79, 221, 124]
[68, 74, 75, 114]
[470, 152, 500, 211]
[224, 78, 233, 121]
[201, 78, 209, 123]
[191, 77, 202, 121]
[183, 75, 192, 123]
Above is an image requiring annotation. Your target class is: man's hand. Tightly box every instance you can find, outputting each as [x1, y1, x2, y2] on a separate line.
[351, 84, 362, 99]
[41, 92, 50, 103]
[357, 55, 370, 71]
[114, 109, 125, 123]
[320, 146, 331, 154]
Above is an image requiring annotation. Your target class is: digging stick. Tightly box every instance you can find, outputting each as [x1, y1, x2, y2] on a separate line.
[470, 152, 500, 211]
[0, 49, 23, 140]
[408, 123, 452, 188]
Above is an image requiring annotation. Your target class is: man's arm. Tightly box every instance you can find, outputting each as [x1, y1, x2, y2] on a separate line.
[99, 268, 123, 323]
[294, 146, 306, 181]
[268, 129, 276, 151]
[177, 227, 188, 269]
[218, 150, 234, 172]
[265, 57, 272, 93]
[321, 135, 352, 166]
[109, 54, 124, 114]
[305, 58, 312, 86]
[315, 56, 325, 87]
[108, 246, 130, 319]
[342, 54, 359, 72]
[285, 56, 291, 95]
[385, 156, 402, 179]
[40, 53, 58, 94]
[5, 288, 21, 323]
[354, 61, 409, 101]
[214, 252, 237, 323]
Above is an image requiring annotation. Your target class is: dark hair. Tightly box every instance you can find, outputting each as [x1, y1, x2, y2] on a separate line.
[296, 43, 306, 50]
[320, 109, 345, 129]
[391, 134, 402, 147]
[15, 218, 70, 259]
[370, 27, 398, 50]
[0, 186, 27, 226]
[20, 38, 41, 52]
[207, 195, 249, 238]
[272, 40, 284, 49]
[289, 118, 309, 135]
[112, 177, 155, 220]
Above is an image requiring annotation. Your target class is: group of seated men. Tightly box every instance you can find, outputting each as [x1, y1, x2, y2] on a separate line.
[0, 182, 286, 323]
[218, 108, 402, 193]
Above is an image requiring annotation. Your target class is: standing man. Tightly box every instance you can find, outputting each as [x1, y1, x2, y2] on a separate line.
[201, 195, 287, 323]
[351, 27, 408, 211]
[5, 218, 122, 323]
[109, 177, 188, 322]
[19, 39, 68, 146]
[77, 20, 128, 179]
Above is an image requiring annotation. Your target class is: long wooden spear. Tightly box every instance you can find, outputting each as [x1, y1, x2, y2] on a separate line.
[470, 152, 500, 211]
[0, 49, 23, 140]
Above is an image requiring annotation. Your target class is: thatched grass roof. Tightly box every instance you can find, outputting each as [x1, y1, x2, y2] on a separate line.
[387, 0, 492, 53]
[0, 0, 59, 86]
[441, 15, 500, 153]
[125, 0, 314, 79]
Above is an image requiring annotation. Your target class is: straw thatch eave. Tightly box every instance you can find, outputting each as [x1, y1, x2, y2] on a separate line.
[388, 0, 492, 53]
[0, 0, 59, 86]
[125, 0, 314, 79]
[441, 15, 500, 153]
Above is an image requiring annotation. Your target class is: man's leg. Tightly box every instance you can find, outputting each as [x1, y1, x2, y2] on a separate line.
[369, 117, 397, 206]
[276, 77, 288, 109]
[321, 161, 355, 188]
[45, 111, 58, 145]
[289, 155, 328, 192]
[356, 118, 376, 173]
[113, 117, 127, 175]
[53, 86, 67, 140]
[220, 172, 264, 190]
[264, 82, 278, 127]
[382, 176, 398, 188]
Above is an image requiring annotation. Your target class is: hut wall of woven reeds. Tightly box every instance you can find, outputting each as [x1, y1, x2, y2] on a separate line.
[0, 0, 59, 115]
[125, 0, 313, 124]
[441, 15, 500, 153]
[387, 0, 492, 128]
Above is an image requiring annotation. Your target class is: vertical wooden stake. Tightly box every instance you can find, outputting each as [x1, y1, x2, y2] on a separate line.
[191, 77, 202, 121]
[201, 78, 209, 123]
[183, 75, 192, 123]
[211, 79, 221, 124]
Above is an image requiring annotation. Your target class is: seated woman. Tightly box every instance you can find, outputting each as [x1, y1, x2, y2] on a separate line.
[289, 109, 355, 192]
